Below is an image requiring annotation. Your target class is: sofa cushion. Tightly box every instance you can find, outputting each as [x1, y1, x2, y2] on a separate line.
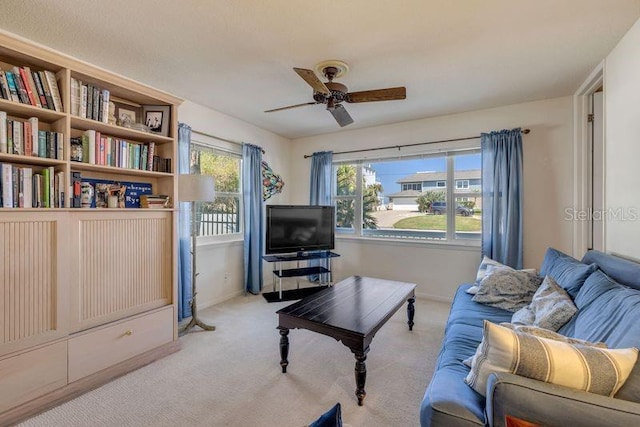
[471, 268, 542, 312]
[445, 285, 513, 332]
[510, 275, 577, 331]
[467, 258, 536, 294]
[465, 321, 638, 397]
[540, 248, 597, 298]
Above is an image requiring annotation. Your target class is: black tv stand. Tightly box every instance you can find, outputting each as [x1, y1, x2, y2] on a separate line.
[262, 251, 340, 299]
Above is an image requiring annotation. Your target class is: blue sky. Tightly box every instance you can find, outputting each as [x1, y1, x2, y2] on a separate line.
[369, 153, 480, 199]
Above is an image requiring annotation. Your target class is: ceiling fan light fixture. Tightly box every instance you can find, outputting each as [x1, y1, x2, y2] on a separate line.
[315, 60, 349, 79]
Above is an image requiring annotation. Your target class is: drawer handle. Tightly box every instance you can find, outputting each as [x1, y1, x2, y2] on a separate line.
[124, 329, 133, 336]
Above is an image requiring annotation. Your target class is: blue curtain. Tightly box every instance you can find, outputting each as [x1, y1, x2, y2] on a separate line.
[481, 128, 523, 269]
[243, 143, 264, 295]
[177, 123, 192, 320]
[310, 151, 334, 205]
[309, 151, 333, 280]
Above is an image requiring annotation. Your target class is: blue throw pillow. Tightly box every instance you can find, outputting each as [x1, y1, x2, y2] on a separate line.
[309, 403, 342, 427]
[539, 248, 597, 298]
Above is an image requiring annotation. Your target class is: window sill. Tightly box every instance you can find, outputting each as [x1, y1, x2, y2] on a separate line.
[197, 235, 243, 248]
[336, 234, 481, 251]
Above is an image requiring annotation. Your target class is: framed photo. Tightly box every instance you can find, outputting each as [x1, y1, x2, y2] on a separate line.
[143, 105, 171, 136]
[117, 107, 137, 126]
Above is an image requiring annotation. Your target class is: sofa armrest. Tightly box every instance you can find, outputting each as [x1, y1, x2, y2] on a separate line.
[486, 372, 640, 427]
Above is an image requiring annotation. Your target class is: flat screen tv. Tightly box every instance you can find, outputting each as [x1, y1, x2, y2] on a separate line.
[265, 205, 335, 255]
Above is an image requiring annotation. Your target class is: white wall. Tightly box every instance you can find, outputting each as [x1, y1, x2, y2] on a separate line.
[604, 17, 640, 259]
[289, 97, 575, 300]
[178, 101, 292, 307]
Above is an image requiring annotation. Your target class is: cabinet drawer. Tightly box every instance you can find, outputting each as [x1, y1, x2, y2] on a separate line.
[68, 307, 173, 383]
[0, 341, 67, 413]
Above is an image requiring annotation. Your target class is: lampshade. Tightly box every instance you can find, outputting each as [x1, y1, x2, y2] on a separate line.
[178, 174, 215, 202]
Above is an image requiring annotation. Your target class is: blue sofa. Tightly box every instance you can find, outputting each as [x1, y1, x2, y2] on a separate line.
[420, 250, 640, 427]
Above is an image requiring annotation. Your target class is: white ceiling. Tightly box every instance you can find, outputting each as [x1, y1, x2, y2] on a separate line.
[0, 0, 638, 139]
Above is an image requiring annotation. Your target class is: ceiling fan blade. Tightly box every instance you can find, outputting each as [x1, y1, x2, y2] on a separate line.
[264, 101, 319, 113]
[346, 86, 406, 103]
[294, 68, 331, 96]
[329, 104, 354, 127]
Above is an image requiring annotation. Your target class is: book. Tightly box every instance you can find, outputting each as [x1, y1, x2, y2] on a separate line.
[37, 130, 46, 158]
[0, 111, 6, 153]
[12, 119, 21, 155]
[19, 67, 38, 107]
[70, 77, 79, 116]
[84, 129, 96, 164]
[56, 132, 63, 160]
[140, 194, 170, 208]
[29, 117, 38, 156]
[22, 167, 32, 208]
[71, 171, 81, 208]
[80, 84, 88, 118]
[44, 70, 63, 112]
[4, 70, 20, 102]
[42, 167, 50, 207]
[23, 120, 32, 157]
[0, 71, 8, 100]
[1, 163, 13, 207]
[101, 89, 110, 123]
[31, 70, 48, 108]
[12, 67, 30, 104]
[92, 85, 99, 120]
[38, 70, 55, 111]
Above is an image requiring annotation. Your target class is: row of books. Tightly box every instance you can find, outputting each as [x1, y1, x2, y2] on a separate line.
[0, 66, 63, 112]
[72, 130, 171, 172]
[0, 112, 64, 159]
[0, 163, 65, 208]
[70, 78, 110, 123]
[140, 194, 170, 209]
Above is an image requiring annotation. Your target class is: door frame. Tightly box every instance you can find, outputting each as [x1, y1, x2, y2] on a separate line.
[573, 61, 604, 258]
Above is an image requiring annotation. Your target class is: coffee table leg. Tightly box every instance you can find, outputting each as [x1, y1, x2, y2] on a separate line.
[407, 297, 415, 331]
[279, 328, 289, 373]
[354, 351, 367, 406]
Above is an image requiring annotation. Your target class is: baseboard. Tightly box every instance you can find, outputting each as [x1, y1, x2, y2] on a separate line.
[414, 291, 453, 304]
[0, 340, 182, 426]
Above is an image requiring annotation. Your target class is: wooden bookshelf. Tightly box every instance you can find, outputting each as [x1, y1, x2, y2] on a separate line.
[0, 30, 182, 425]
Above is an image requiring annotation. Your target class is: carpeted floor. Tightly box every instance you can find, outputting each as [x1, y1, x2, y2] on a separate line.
[17, 294, 449, 427]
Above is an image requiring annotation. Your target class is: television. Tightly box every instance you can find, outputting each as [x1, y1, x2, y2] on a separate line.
[265, 205, 335, 255]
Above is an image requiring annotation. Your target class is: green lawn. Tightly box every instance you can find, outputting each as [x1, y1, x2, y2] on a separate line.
[393, 215, 481, 231]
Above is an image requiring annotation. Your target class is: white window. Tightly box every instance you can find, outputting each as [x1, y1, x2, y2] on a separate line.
[333, 149, 481, 244]
[190, 142, 242, 238]
[456, 180, 469, 189]
[402, 183, 421, 191]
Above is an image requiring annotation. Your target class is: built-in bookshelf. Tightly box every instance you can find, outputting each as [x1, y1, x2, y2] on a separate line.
[0, 30, 182, 425]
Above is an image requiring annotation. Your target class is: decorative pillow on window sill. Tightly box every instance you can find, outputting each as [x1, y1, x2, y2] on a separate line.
[464, 321, 637, 397]
[511, 275, 577, 331]
[471, 267, 543, 312]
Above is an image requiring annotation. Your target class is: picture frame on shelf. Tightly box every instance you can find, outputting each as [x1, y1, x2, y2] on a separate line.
[143, 105, 170, 136]
[117, 107, 137, 127]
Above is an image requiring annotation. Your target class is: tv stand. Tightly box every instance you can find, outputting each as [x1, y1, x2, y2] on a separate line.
[263, 251, 340, 299]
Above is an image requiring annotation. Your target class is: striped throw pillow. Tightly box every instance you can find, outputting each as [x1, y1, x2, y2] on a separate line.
[465, 321, 638, 397]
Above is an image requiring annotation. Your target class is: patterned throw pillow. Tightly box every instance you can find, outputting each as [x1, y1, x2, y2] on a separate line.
[462, 323, 606, 367]
[471, 268, 543, 312]
[511, 275, 577, 331]
[467, 257, 537, 295]
[464, 321, 638, 397]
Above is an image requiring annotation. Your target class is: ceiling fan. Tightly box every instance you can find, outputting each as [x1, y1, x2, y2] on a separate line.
[265, 60, 406, 127]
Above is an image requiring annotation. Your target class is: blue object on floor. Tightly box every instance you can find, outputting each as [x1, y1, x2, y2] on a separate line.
[308, 403, 342, 427]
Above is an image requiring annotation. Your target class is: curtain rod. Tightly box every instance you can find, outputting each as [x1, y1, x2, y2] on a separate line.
[303, 128, 530, 158]
[192, 129, 265, 153]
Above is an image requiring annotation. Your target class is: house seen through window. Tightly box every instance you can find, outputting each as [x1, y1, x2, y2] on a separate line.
[190, 143, 242, 237]
[334, 149, 481, 243]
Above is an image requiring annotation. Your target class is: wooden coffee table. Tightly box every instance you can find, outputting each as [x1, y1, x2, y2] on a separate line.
[276, 275, 416, 405]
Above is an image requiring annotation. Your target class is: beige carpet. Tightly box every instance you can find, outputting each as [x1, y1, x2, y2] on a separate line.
[18, 293, 449, 427]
